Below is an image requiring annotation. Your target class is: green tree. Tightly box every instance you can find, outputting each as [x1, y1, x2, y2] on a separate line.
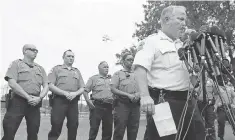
[115, 45, 138, 65]
[133, 1, 235, 47]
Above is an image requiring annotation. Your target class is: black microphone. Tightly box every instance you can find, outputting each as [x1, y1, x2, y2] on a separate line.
[178, 47, 192, 73]
[178, 47, 187, 61]
[211, 26, 230, 73]
[210, 26, 222, 57]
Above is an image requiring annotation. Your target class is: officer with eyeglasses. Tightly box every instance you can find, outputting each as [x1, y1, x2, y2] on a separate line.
[111, 53, 140, 140]
[2, 44, 49, 140]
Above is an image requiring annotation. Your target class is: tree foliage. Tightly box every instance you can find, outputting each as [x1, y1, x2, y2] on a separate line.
[115, 45, 138, 65]
[115, 1, 235, 64]
[133, 1, 235, 47]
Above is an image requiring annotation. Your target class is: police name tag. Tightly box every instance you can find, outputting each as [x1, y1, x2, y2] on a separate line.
[152, 102, 177, 137]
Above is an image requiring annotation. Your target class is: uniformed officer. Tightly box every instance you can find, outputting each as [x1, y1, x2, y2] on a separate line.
[2, 44, 49, 140]
[133, 5, 201, 140]
[83, 61, 113, 140]
[111, 53, 140, 140]
[214, 76, 235, 140]
[48, 49, 85, 140]
[196, 77, 216, 140]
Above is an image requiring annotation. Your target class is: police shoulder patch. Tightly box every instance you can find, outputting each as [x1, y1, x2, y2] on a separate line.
[137, 41, 145, 52]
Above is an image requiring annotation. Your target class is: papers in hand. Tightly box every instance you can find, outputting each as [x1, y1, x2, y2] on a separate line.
[152, 102, 177, 137]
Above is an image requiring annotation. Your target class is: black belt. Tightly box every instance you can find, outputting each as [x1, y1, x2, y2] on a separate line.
[53, 94, 80, 101]
[148, 86, 189, 101]
[93, 100, 112, 105]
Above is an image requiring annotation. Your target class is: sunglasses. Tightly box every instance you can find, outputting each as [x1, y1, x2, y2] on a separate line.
[125, 58, 134, 61]
[26, 48, 38, 53]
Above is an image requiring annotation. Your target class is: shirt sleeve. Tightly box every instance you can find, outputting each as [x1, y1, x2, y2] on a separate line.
[40, 66, 49, 85]
[77, 70, 85, 88]
[133, 37, 156, 71]
[111, 71, 120, 88]
[5, 60, 19, 81]
[48, 67, 57, 84]
[84, 77, 93, 93]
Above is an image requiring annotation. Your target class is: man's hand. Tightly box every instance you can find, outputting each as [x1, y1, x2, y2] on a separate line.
[64, 92, 73, 100]
[131, 92, 140, 103]
[68, 92, 79, 101]
[28, 96, 41, 106]
[128, 94, 136, 101]
[141, 96, 155, 115]
[86, 99, 95, 109]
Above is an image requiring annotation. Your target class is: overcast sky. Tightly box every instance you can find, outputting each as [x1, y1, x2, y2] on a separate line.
[0, 0, 146, 93]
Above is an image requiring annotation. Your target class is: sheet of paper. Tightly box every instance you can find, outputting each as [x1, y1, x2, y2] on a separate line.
[152, 102, 177, 137]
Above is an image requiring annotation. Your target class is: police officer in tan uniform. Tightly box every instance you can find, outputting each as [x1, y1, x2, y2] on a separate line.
[215, 77, 235, 140]
[111, 53, 140, 140]
[2, 44, 49, 140]
[48, 50, 85, 140]
[83, 61, 113, 140]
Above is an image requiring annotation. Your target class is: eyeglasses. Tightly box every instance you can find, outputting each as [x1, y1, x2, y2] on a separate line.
[125, 58, 134, 62]
[26, 48, 38, 53]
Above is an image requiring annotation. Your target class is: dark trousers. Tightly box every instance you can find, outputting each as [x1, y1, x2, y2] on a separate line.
[145, 88, 199, 140]
[113, 100, 140, 140]
[217, 105, 235, 138]
[217, 106, 226, 139]
[88, 101, 113, 140]
[197, 101, 216, 140]
[1, 95, 41, 140]
[48, 96, 79, 140]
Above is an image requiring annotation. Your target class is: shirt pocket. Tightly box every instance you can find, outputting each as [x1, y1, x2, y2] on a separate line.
[72, 74, 80, 87]
[18, 69, 31, 81]
[35, 70, 43, 85]
[57, 73, 68, 84]
[158, 47, 179, 70]
[94, 80, 105, 92]
[119, 77, 137, 93]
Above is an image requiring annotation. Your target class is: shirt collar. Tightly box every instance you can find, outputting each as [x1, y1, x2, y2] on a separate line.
[158, 30, 182, 44]
[61, 64, 75, 70]
[21, 59, 37, 67]
[98, 74, 111, 79]
[121, 69, 133, 73]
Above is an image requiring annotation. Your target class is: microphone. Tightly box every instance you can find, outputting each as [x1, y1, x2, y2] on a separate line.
[178, 47, 193, 73]
[178, 47, 187, 61]
[211, 26, 230, 73]
[210, 26, 222, 57]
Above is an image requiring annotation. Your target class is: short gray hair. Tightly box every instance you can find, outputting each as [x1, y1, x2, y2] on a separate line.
[160, 5, 186, 25]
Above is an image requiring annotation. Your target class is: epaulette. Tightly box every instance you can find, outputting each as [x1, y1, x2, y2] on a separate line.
[54, 65, 62, 68]
[72, 67, 79, 70]
[93, 74, 99, 77]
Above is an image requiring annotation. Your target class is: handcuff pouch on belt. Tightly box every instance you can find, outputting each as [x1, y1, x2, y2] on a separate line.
[48, 94, 55, 107]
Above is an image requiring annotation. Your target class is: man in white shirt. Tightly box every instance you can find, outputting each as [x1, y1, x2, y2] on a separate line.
[133, 5, 203, 140]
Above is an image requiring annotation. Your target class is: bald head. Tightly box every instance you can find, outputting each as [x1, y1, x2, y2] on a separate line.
[22, 44, 37, 54]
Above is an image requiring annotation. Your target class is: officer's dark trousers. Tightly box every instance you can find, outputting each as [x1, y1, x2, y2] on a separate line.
[217, 106, 227, 139]
[48, 96, 79, 140]
[113, 100, 140, 140]
[145, 88, 200, 140]
[88, 101, 113, 140]
[2, 95, 40, 140]
[197, 101, 216, 140]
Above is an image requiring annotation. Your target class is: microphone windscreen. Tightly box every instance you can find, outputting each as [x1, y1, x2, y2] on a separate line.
[199, 25, 210, 33]
[210, 26, 220, 35]
[218, 30, 226, 38]
[178, 48, 187, 60]
[190, 32, 200, 41]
